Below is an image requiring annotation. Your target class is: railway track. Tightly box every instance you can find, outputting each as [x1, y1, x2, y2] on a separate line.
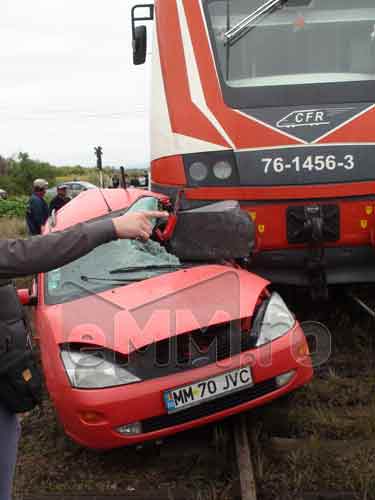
[233, 415, 257, 500]
[14, 415, 257, 500]
[15, 410, 364, 500]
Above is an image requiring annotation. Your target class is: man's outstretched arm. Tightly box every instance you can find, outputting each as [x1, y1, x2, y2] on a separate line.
[0, 211, 168, 280]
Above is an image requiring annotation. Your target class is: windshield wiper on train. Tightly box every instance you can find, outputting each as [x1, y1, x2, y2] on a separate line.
[109, 264, 189, 274]
[225, 0, 287, 42]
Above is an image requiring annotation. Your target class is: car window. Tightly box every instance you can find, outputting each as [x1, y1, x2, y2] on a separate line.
[45, 197, 181, 304]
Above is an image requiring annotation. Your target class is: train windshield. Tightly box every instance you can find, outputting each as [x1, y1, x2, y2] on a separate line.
[205, 0, 375, 95]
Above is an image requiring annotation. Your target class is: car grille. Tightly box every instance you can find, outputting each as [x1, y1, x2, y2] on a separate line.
[155, 322, 254, 364]
[142, 377, 277, 433]
[127, 321, 257, 380]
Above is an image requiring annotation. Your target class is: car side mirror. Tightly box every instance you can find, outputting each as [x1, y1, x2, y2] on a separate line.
[133, 25, 147, 65]
[17, 289, 37, 306]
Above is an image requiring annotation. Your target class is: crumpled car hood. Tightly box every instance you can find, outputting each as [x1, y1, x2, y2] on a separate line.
[43, 265, 268, 356]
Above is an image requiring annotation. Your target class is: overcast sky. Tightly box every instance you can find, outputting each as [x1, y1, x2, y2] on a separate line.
[0, 0, 152, 167]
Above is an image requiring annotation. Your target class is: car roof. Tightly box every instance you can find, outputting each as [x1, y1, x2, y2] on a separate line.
[47, 187, 166, 232]
[65, 180, 96, 188]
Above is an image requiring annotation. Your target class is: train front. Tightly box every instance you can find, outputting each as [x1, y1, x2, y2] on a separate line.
[147, 0, 375, 292]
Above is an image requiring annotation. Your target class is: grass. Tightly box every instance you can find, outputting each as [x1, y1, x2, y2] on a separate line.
[0, 217, 32, 289]
[0, 217, 27, 238]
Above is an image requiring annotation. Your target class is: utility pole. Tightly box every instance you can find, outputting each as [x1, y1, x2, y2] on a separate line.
[94, 146, 103, 188]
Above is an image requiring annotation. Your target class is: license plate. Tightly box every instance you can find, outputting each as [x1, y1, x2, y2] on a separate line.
[164, 366, 253, 414]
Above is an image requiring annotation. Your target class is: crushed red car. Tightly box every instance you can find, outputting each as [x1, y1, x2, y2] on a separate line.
[19, 188, 312, 450]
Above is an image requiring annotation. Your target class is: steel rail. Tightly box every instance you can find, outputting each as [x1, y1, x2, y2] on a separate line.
[233, 414, 258, 500]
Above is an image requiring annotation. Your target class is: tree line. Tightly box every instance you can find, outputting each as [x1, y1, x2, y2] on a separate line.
[0, 153, 141, 195]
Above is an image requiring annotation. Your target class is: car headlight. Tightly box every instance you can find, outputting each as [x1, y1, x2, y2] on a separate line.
[60, 347, 141, 389]
[255, 292, 295, 347]
[213, 160, 233, 180]
[189, 161, 208, 181]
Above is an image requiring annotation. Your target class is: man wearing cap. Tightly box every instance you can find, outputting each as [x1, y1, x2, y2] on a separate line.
[26, 179, 49, 235]
[49, 185, 71, 215]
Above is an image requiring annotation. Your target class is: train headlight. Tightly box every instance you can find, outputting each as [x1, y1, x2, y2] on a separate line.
[189, 162, 208, 181]
[184, 151, 239, 187]
[213, 160, 233, 180]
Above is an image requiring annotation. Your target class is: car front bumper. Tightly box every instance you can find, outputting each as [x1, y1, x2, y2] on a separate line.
[52, 323, 312, 449]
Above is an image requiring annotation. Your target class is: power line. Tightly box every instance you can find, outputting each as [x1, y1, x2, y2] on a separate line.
[0, 110, 149, 121]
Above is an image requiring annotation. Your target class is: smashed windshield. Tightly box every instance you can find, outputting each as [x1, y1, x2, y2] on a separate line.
[206, 0, 375, 88]
[45, 197, 181, 304]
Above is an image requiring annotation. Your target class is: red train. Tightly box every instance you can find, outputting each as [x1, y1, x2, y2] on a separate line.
[132, 0, 375, 295]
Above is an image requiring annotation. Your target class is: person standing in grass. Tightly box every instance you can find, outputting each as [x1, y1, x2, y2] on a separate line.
[0, 208, 168, 500]
[110, 175, 120, 189]
[49, 184, 71, 215]
[25, 179, 49, 235]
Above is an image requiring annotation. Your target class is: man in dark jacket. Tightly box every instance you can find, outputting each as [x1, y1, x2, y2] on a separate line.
[49, 185, 71, 214]
[110, 176, 120, 189]
[0, 208, 167, 500]
[25, 179, 49, 235]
